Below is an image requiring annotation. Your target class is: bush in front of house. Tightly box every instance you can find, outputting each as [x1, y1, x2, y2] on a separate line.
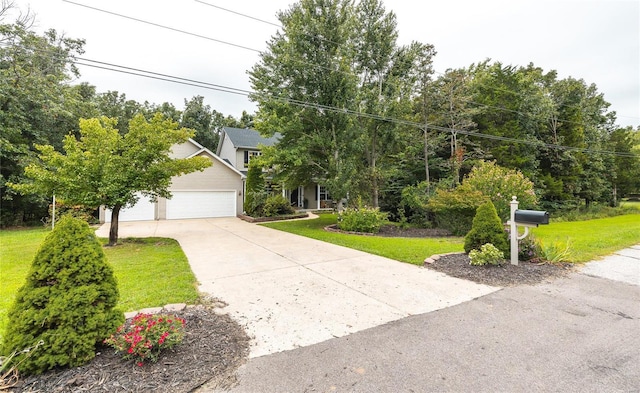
[428, 184, 487, 235]
[245, 160, 266, 217]
[262, 195, 295, 217]
[464, 200, 509, 255]
[338, 204, 388, 234]
[1, 215, 124, 376]
[469, 243, 505, 266]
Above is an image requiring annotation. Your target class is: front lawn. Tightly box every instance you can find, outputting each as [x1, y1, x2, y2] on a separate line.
[0, 228, 199, 338]
[262, 214, 464, 265]
[264, 213, 640, 265]
[532, 214, 640, 262]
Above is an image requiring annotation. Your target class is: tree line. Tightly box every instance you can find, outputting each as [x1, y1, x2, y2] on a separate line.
[249, 0, 640, 218]
[0, 4, 251, 226]
[1, 0, 639, 227]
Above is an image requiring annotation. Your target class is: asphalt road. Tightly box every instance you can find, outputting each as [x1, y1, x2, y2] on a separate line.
[221, 271, 640, 392]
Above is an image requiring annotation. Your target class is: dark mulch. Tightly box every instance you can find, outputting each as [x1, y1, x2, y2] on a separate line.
[7, 306, 250, 393]
[426, 253, 577, 287]
[377, 224, 452, 238]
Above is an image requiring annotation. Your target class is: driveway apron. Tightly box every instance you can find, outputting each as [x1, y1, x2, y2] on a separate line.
[96, 218, 498, 358]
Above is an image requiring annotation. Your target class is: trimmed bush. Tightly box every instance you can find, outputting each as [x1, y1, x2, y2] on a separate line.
[338, 206, 388, 233]
[469, 243, 504, 266]
[462, 160, 537, 222]
[1, 215, 124, 376]
[428, 184, 487, 235]
[263, 195, 295, 217]
[464, 201, 509, 255]
[245, 161, 265, 216]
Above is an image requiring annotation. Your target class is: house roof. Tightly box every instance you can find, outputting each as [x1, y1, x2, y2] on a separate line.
[185, 138, 246, 179]
[222, 127, 281, 150]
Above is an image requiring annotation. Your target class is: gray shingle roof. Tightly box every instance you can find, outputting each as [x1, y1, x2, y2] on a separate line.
[223, 127, 281, 149]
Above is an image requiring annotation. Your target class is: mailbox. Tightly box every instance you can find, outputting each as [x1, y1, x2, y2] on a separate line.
[514, 209, 549, 226]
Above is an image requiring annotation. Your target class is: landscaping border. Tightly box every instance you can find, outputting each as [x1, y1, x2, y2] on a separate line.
[238, 212, 309, 223]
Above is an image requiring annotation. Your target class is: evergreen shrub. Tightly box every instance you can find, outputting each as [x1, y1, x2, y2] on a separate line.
[244, 161, 265, 216]
[1, 215, 123, 376]
[263, 195, 295, 217]
[464, 201, 509, 255]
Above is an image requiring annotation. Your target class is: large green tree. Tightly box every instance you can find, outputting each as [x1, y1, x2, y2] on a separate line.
[250, 0, 434, 207]
[11, 114, 211, 245]
[0, 8, 87, 225]
[249, 0, 360, 204]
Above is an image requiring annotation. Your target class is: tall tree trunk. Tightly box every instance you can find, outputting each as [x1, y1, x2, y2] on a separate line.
[423, 125, 430, 194]
[108, 204, 121, 246]
[371, 129, 379, 208]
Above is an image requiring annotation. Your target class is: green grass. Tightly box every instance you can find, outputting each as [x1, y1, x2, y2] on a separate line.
[620, 200, 640, 210]
[265, 213, 640, 265]
[532, 214, 640, 262]
[262, 214, 464, 265]
[0, 228, 199, 337]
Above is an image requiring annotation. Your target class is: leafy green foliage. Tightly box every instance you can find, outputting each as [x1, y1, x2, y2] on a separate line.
[0, 18, 90, 226]
[1, 216, 124, 375]
[464, 201, 509, 255]
[538, 239, 572, 263]
[263, 195, 295, 217]
[244, 161, 266, 217]
[9, 114, 211, 245]
[399, 181, 432, 227]
[462, 161, 537, 221]
[338, 203, 388, 234]
[469, 243, 504, 266]
[518, 234, 542, 262]
[428, 184, 487, 235]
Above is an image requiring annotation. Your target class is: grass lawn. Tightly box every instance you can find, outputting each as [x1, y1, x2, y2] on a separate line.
[0, 228, 199, 337]
[532, 214, 640, 262]
[265, 213, 640, 265]
[262, 214, 464, 265]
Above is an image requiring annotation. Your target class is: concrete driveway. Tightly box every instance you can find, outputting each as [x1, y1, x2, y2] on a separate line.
[96, 217, 497, 358]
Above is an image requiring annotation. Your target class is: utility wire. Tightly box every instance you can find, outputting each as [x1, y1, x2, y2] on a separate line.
[61, 0, 261, 53]
[195, 1, 639, 124]
[4, 37, 637, 158]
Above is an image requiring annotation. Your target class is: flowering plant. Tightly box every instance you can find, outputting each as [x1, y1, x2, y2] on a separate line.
[469, 243, 504, 266]
[104, 313, 185, 365]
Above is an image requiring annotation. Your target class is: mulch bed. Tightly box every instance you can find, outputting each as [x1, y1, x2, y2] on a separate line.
[425, 253, 577, 287]
[6, 306, 250, 393]
[6, 226, 575, 392]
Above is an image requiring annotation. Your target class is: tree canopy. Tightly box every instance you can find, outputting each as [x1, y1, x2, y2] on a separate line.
[10, 114, 211, 244]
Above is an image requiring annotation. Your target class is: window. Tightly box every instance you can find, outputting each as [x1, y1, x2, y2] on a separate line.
[243, 150, 261, 167]
[319, 186, 331, 201]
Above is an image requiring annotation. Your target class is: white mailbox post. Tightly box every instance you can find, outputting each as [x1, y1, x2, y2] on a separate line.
[508, 196, 550, 265]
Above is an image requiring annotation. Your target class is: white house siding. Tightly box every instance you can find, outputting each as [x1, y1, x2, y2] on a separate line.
[218, 133, 238, 168]
[167, 155, 244, 216]
[170, 141, 200, 159]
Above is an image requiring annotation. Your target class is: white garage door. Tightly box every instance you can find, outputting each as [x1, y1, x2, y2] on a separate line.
[166, 191, 236, 219]
[105, 195, 155, 222]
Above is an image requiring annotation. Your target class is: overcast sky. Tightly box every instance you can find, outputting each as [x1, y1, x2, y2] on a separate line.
[11, 0, 640, 128]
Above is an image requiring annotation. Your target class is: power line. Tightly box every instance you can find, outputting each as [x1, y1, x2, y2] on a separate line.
[192, 1, 638, 125]
[61, 0, 261, 53]
[3, 38, 637, 158]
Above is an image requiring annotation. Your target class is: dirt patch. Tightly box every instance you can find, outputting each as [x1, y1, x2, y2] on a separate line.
[7, 305, 250, 393]
[425, 253, 577, 287]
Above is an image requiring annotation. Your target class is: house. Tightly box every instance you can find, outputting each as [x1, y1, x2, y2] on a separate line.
[100, 139, 245, 223]
[216, 127, 333, 210]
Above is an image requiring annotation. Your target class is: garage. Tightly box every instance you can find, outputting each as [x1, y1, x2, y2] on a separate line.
[166, 191, 236, 219]
[105, 195, 155, 222]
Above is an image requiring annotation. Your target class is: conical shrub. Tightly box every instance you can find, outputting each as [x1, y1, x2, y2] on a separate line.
[1, 215, 124, 375]
[464, 200, 509, 255]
